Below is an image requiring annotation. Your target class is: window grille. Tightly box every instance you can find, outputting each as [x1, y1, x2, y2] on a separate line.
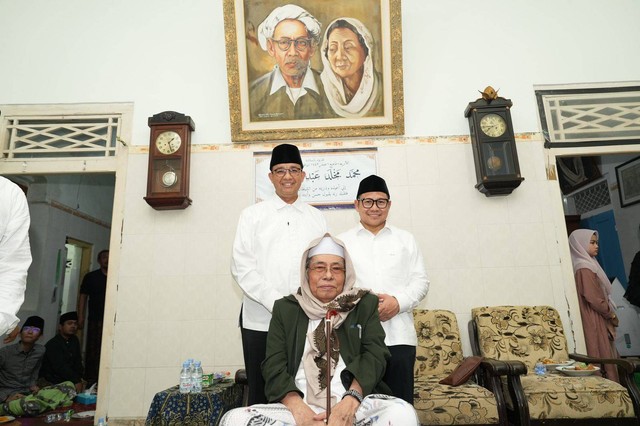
[572, 179, 611, 215]
[1, 114, 120, 159]
[536, 85, 640, 148]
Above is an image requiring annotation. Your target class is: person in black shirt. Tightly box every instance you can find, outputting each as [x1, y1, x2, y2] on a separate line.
[78, 249, 108, 386]
[39, 312, 84, 393]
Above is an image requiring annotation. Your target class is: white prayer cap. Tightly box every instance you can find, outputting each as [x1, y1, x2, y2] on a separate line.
[257, 4, 321, 51]
[308, 236, 344, 259]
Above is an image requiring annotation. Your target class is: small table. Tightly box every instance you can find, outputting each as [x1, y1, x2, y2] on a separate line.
[145, 380, 243, 426]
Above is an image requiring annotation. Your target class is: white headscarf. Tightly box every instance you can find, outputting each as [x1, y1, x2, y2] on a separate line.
[569, 229, 616, 312]
[320, 17, 380, 118]
[295, 234, 368, 409]
[257, 4, 321, 51]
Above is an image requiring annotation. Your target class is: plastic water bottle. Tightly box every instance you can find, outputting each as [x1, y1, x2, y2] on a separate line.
[187, 358, 195, 381]
[97, 418, 107, 426]
[534, 361, 546, 376]
[179, 361, 192, 393]
[192, 360, 203, 393]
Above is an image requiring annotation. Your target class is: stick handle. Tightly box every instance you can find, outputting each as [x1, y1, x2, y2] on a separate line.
[326, 318, 332, 420]
[324, 310, 337, 422]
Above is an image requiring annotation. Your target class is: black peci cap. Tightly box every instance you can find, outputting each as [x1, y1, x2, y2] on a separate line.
[269, 144, 303, 170]
[356, 175, 390, 198]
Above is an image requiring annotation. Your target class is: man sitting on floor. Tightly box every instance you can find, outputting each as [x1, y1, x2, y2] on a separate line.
[0, 316, 75, 416]
[39, 312, 85, 393]
[0, 316, 45, 403]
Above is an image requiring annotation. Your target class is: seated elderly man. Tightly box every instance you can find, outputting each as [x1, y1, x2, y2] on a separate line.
[222, 234, 418, 425]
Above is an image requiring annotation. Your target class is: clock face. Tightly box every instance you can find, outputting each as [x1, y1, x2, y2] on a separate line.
[161, 170, 178, 188]
[155, 131, 182, 155]
[479, 114, 507, 138]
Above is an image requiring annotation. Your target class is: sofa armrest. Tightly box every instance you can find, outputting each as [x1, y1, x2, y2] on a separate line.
[569, 353, 640, 375]
[480, 358, 511, 376]
[234, 368, 248, 385]
[477, 359, 527, 426]
[234, 368, 249, 407]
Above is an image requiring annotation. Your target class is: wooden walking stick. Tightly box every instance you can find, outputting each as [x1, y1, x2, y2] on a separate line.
[325, 310, 338, 421]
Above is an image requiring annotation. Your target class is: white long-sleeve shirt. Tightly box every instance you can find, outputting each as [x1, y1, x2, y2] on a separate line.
[338, 224, 429, 346]
[0, 177, 32, 336]
[231, 195, 327, 332]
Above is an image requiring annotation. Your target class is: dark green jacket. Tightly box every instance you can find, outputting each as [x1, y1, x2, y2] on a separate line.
[262, 292, 391, 403]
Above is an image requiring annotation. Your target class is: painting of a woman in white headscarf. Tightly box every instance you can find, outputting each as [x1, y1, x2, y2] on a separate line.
[320, 17, 383, 118]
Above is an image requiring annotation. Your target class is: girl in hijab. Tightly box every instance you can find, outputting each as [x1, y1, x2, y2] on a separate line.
[221, 234, 418, 425]
[320, 18, 383, 118]
[569, 229, 619, 382]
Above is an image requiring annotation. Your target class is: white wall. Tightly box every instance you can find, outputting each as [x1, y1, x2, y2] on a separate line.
[1, 1, 639, 143]
[2, 0, 640, 421]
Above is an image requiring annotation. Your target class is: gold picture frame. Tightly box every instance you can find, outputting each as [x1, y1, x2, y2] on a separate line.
[223, 0, 404, 142]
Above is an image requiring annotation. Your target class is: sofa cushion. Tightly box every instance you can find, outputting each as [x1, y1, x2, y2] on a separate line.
[414, 310, 464, 377]
[471, 305, 570, 370]
[414, 375, 499, 425]
[439, 356, 483, 386]
[501, 374, 635, 419]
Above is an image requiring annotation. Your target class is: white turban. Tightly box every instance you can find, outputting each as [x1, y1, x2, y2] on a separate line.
[257, 4, 322, 51]
[308, 236, 344, 258]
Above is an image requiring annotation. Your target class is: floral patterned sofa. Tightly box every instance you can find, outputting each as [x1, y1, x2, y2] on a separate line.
[470, 305, 640, 425]
[413, 309, 512, 425]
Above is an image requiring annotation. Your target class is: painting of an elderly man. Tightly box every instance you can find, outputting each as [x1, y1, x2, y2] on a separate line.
[250, 4, 335, 121]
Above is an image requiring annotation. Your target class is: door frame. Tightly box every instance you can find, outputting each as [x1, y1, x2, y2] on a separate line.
[0, 102, 132, 421]
[546, 144, 640, 353]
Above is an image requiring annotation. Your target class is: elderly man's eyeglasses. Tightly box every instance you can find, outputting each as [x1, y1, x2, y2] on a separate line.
[270, 37, 313, 52]
[308, 265, 346, 275]
[23, 326, 41, 334]
[272, 167, 302, 177]
[358, 198, 389, 209]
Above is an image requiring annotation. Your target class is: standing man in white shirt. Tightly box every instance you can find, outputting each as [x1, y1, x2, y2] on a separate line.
[0, 176, 32, 341]
[338, 174, 429, 404]
[231, 144, 328, 405]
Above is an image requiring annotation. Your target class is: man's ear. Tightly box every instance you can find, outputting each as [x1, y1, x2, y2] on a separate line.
[266, 39, 276, 57]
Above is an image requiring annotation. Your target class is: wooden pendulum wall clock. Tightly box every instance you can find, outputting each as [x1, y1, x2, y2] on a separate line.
[144, 111, 195, 210]
[464, 87, 524, 196]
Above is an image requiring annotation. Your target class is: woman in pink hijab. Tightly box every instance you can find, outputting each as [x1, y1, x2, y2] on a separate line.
[569, 229, 619, 382]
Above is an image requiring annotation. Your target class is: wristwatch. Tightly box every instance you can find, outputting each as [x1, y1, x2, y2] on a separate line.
[342, 389, 364, 403]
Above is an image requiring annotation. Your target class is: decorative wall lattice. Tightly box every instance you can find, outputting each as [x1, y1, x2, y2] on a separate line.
[1, 115, 120, 159]
[536, 85, 640, 147]
[572, 180, 611, 215]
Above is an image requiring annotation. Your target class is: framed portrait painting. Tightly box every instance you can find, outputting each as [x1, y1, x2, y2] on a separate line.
[223, 0, 404, 142]
[615, 155, 640, 207]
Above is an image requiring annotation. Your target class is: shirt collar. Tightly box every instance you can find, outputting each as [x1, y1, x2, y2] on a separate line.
[16, 341, 37, 355]
[271, 194, 305, 212]
[269, 66, 319, 96]
[356, 221, 391, 236]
